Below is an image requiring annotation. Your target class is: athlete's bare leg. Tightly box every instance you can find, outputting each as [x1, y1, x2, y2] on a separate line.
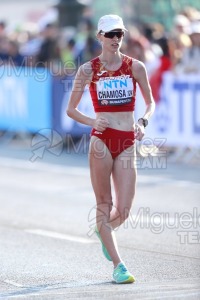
[110, 145, 137, 229]
[89, 136, 121, 267]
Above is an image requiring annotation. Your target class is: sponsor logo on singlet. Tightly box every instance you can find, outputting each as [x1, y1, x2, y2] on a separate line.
[94, 130, 102, 134]
[96, 75, 133, 106]
[97, 70, 107, 76]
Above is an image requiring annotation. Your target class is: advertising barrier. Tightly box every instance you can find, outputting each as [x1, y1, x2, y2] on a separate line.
[143, 72, 200, 147]
[0, 66, 52, 132]
[1, 67, 199, 148]
[52, 75, 95, 136]
[56, 72, 200, 147]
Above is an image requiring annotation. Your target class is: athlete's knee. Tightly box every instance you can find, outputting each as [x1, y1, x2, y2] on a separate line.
[96, 201, 112, 228]
[118, 207, 131, 223]
[96, 196, 112, 214]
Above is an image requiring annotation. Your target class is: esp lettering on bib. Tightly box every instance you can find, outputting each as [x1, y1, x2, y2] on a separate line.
[96, 75, 134, 106]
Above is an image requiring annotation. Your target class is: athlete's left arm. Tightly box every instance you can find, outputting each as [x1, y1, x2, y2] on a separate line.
[132, 60, 155, 120]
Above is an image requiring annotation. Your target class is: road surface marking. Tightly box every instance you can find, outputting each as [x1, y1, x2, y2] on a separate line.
[4, 280, 23, 287]
[25, 229, 95, 244]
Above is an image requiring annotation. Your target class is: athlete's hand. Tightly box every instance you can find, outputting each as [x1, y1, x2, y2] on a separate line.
[135, 123, 145, 141]
[93, 117, 109, 132]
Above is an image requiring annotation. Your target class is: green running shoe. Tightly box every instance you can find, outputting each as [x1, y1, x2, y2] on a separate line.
[113, 263, 135, 284]
[95, 226, 112, 261]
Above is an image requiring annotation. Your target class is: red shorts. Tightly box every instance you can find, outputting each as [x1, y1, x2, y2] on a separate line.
[90, 127, 135, 159]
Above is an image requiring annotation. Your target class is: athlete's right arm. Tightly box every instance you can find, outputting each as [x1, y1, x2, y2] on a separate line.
[66, 62, 95, 127]
[66, 62, 109, 131]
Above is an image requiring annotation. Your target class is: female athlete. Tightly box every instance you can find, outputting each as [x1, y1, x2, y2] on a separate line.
[67, 14, 155, 284]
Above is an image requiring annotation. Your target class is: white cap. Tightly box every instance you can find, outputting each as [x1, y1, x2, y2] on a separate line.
[98, 15, 127, 33]
[186, 22, 200, 35]
[174, 14, 190, 27]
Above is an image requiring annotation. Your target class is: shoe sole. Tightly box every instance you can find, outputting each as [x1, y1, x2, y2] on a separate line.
[115, 276, 135, 284]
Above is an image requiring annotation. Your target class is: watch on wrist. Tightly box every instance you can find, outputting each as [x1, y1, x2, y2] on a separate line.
[138, 118, 148, 128]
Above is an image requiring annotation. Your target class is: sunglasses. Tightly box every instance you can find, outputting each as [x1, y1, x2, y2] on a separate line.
[101, 31, 124, 39]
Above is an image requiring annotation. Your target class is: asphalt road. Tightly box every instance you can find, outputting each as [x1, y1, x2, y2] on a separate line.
[0, 138, 200, 299]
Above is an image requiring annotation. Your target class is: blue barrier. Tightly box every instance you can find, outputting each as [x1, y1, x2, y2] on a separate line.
[0, 66, 52, 132]
[144, 72, 200, 147]
[52, 75, 95, 137]
[1, 67, 200, 147]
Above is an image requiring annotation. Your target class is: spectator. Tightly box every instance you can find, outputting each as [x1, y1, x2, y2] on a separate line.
[181, 6, 200, 23]
[124, 37, 146, 62]
[35, 23, 61, 69]
[19, 24, 42, 67]
[0, 21, 9, 65]
[74, 18, 101, 64]
[61, 38, 76, 64]
[82, 19, 101, 62]
[60, 38, 77, 76]
[141, 23, 164, 76]
[0, 40, 25, 66]
[149, 36, 172, 102]
[0, 21, 6, 50]
[173, 14, 190, 35]
[169, 14, 191, 68]
[175, 22, 200, 74]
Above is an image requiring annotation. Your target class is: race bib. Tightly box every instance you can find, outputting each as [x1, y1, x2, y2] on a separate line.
[96, 75, 134, 106]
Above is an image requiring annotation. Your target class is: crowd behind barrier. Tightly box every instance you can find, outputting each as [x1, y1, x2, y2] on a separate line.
[0, 6, 200, 163]
[0, 6, 200, 78]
